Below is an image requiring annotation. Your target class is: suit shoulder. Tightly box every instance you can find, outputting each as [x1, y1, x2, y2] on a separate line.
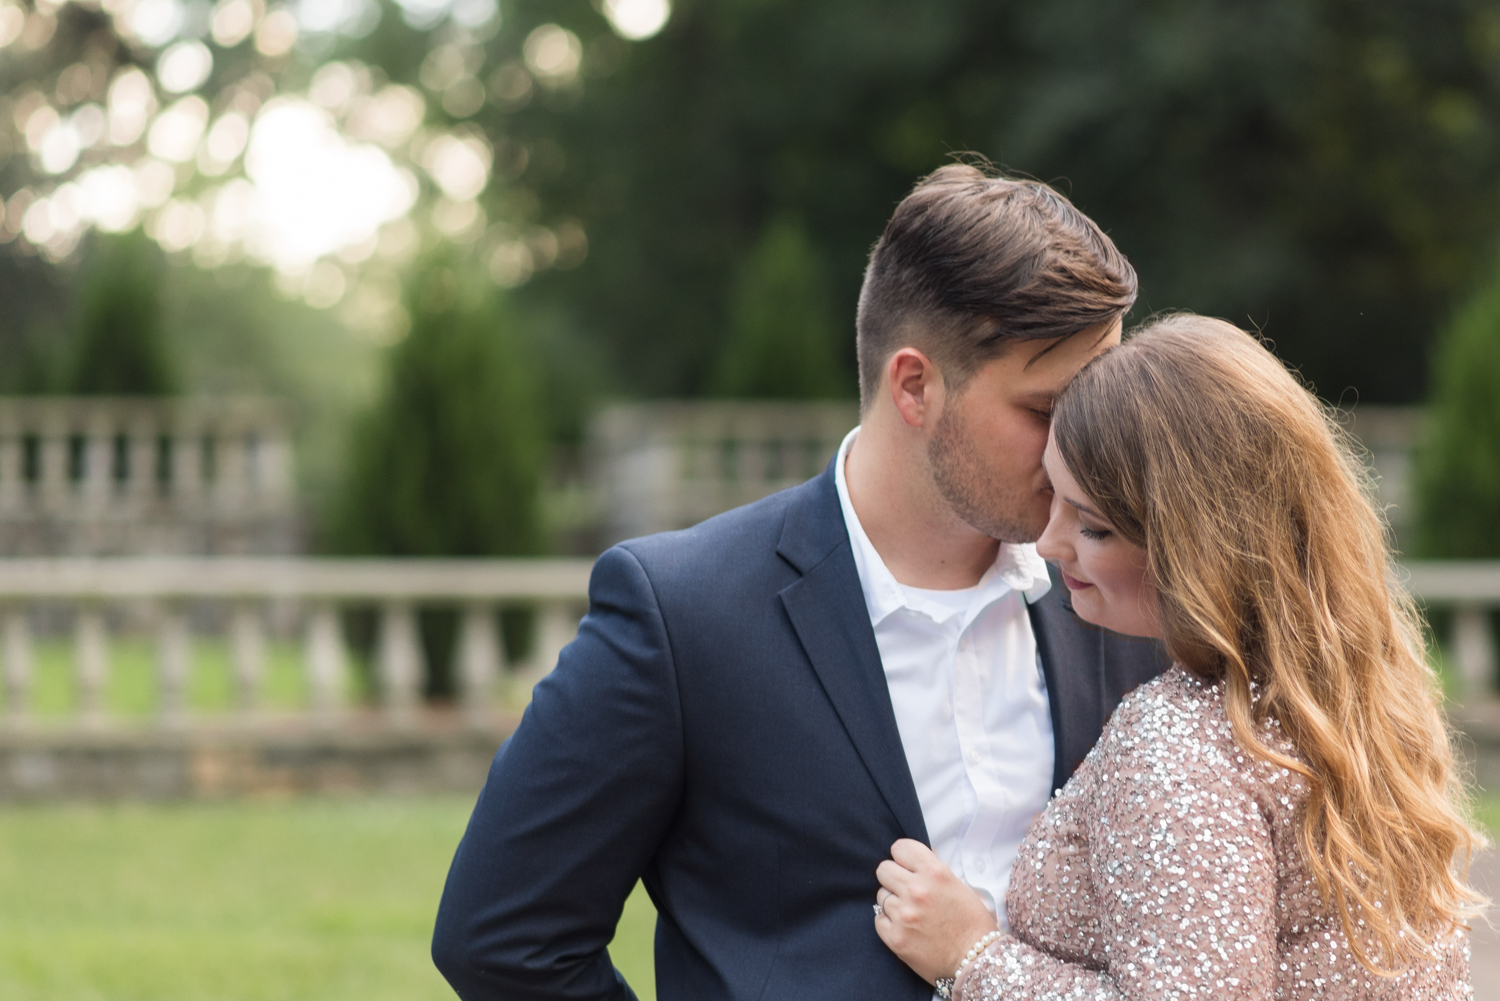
[616, 475, 824, 571]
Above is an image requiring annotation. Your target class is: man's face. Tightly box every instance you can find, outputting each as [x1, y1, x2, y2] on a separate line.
[926, 319, 1121, 544]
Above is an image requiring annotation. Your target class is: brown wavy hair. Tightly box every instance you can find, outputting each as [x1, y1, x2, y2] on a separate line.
[1052, 313, 1486, 974]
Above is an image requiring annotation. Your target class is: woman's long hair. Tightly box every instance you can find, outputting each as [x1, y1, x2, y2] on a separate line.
[1052, 314, 1486, 973]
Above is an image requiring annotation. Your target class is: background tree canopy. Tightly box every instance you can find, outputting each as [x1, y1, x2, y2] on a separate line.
[505, 0, 1500, 406]
[3, 0, 1500, 546]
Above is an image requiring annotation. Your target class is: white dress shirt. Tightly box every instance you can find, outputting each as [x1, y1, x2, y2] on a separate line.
[834, 427, 1055, 931]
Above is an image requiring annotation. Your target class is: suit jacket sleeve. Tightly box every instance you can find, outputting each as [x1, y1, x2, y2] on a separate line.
[432, 544, 685, 1000]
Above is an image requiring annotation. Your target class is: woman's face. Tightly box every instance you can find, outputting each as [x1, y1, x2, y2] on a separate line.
[1036, 434, 1161, 639]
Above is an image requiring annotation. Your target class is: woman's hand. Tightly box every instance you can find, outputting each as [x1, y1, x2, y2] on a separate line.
[874, 839, 999, 985]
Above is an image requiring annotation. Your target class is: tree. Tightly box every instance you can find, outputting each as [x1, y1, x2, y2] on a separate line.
[1413, 245, 1500, 559]
[65, 231, 178, 395]
[517, 0, 1500, 403]
[330, 260, 545, 697]
[331, 263, 544, 558]
[709, 215, 851, 398]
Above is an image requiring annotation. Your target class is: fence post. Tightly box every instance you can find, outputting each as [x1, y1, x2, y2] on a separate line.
[74, 604, 109, 726]
[457, 602, 500, 724]
[530, 601, 580, 682]
[230, 602, 266, 715]
[305, 603, 347, 721]
[3, 607, 31, 727]
[376, 600, 423, 725]
[1452, 604, 1497, 703]
[0, 436, 19, 513]
[157, 603, 191, 727]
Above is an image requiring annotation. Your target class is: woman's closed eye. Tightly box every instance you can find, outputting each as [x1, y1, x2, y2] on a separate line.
[1079, 524, 1112, 541]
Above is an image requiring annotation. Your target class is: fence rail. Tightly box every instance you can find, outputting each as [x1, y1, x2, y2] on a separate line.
[1404, 560, 1500, 702]
[0, 557, 595, 732]
[0, 558, 1495, 734]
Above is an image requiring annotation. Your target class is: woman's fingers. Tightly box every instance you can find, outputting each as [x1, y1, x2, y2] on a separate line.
[875, 858, 916, 897]
[890, 838, 937, 871]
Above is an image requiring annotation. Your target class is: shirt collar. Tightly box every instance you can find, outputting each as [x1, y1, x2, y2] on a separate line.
[833, 426, 1052, 628]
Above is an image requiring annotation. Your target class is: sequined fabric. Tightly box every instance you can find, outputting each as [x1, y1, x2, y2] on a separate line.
[955, 667, 1472, 1000]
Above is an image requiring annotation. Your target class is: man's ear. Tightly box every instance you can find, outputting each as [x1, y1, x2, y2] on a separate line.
[886, 348, 944, 429]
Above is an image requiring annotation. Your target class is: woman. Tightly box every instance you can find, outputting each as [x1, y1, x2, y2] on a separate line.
[873, 315, 1485, 999]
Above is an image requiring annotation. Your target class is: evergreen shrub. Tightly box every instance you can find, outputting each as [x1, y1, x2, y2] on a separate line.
[1414, 246, 1500, 559]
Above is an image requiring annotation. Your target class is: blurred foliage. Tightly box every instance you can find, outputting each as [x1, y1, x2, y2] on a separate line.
[160, 265, 385, 514]
[329, 260, 543, 559]
[0, 244, 69, 392]
[508, 0, 1500, 403]
[3, 0, 1500, 558]
[1414, 245, 1500, 559]
[709, 214, 852, 398]
[328, 260, 543, 696]
[65, 229, 178, 394]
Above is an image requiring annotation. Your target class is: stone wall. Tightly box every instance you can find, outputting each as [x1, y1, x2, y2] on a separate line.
[0, 716, 517, 800]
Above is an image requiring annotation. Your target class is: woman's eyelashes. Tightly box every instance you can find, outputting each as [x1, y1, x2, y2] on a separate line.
[1079, 524, 1112, 541]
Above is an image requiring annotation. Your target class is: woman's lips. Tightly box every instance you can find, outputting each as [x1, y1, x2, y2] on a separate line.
[1060, 571, 1094, 591]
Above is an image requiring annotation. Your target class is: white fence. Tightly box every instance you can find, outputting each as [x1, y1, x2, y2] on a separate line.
[0, 397, 299, 557]
[1405, 561, 1500, 702]
[0, 558, 594, 731]
[0, 558, 1493, 733]
[589, 401, 859, 544]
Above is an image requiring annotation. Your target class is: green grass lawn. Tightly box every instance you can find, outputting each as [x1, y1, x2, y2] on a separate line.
[0, 784, 1492, 1000]
[0, 796, 659, 1001]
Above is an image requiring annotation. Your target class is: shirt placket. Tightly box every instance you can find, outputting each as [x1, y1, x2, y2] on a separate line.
[950, 607, 996, 899]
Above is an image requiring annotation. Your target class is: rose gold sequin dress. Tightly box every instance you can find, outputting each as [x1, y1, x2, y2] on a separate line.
[955, 667, 1472, 1000]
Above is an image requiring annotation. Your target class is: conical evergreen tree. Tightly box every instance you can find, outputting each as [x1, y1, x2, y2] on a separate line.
[1414, 245, 1500, 558]
[65, 231, 178, 395]
[331, 262, 545, 560]
[331, 262, 546, 699]
[709, 215, 852, 399]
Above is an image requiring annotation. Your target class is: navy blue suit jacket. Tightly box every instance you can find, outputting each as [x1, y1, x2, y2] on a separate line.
[433, 463, 1170, 1000]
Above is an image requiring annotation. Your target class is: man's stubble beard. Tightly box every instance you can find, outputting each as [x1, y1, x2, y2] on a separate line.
[927, 403, 1045, 545]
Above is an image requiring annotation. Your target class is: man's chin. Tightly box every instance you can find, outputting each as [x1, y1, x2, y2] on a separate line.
[993, 510, 1050, 545]
[972, 514, 1047, 546]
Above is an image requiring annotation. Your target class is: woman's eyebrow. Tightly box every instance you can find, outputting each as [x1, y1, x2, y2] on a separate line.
[1016, 391, 1059, 410]
[1065, 496, 1105, 519]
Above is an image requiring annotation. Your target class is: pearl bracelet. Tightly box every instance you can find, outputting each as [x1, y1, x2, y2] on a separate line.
[934, 929, 1004, 998]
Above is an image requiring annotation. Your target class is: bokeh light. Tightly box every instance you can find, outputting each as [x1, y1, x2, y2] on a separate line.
[0, 0, 611, 288]
[254, 6, 297, 55]
[209, 0, 258, 46]
[0, 4, 25, 48]
[601, 0, 669, 41]
[523, 24, 581, 85]
[157, 40, 215, 93]
[242, 98, 417, 270]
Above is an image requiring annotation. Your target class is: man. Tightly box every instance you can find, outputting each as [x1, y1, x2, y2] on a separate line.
[432, 165, 1171, 1000]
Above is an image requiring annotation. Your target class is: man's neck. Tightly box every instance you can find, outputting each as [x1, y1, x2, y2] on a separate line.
[844, 425, 1000, 591]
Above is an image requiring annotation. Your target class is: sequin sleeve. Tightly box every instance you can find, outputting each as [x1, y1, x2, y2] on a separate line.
[955, 697, 1278, 1000]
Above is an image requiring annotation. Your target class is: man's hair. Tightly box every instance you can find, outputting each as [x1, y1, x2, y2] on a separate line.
[855, 163, 1138, 409]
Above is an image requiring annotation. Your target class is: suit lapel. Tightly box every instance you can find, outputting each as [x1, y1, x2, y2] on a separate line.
[776, 467, 929, 844]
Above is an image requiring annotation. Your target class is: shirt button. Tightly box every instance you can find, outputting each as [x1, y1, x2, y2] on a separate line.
[973, 857, 987, 873]
[969, 749, 982, 765]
